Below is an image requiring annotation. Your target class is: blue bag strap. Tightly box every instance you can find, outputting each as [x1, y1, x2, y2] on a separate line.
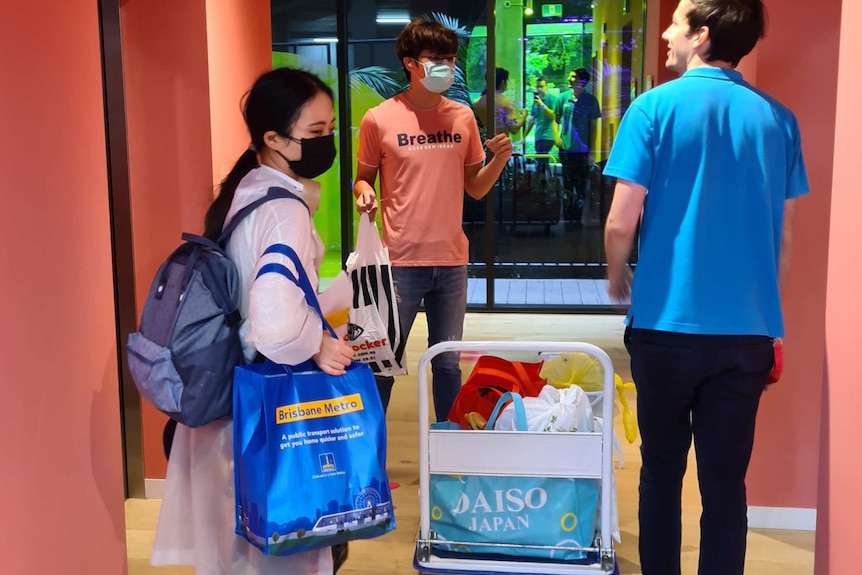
[218, 186, 308, 245]
[255, 243, 336, 338]
[155, 241, 206, 301]
[181, 232, 222, 252]
[485, 391, 528, 431]
[262, 243, 313, 288]
[154, 241, 239, 324]
[179, 244, 203, 293]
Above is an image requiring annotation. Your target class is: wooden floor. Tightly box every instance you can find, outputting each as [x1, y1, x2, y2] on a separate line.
[125, 314, 814, 575]
[467, 278, 631, 306]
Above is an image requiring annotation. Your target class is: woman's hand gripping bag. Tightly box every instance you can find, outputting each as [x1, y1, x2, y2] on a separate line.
[345, 217, 406, 376]
[233, 360, 395, 556]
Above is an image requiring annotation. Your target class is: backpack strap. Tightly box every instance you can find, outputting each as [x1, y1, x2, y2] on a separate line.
[217, 186, 307, 245]
[181, 233, 222, 252]
[154, 240, 209, 302]
[255, 243, 337, 338]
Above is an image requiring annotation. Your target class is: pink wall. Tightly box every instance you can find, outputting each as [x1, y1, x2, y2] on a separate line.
[733, 47, 757, 85]
[121, 0, 273, 480]
[815, 1, 862, 572]
[0, 1, 127, 573]
[122, 0, 220, 479]
[744, 0, 842, 511]
[206, 0, 273, 186]
[644, 0, 678, 86]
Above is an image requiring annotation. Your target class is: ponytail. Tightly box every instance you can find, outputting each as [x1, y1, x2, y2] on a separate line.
[203, 148, 259, 241]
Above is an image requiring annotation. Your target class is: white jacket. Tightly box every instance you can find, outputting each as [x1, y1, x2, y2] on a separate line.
[224, 165, 325, 365]
[151, 167, 334, 575]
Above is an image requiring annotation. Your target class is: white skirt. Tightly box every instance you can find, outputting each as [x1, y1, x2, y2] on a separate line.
[151, 420, 333, 575]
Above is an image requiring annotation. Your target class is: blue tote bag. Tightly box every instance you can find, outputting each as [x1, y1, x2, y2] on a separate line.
[233, 243, 395, 556]
[430, 393, 599, 561]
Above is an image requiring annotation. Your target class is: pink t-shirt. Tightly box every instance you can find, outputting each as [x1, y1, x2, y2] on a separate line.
[357, 94, 486, 266]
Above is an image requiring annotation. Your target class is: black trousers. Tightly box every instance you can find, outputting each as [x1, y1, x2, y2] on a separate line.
[534, 138, 555, 174]
[376, 377, 394, 413]
[624, 326, 773, 575]
[559, 151, 590, 221]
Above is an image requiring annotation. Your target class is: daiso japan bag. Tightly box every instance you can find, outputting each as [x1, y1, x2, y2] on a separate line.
[430, 393, 600, 561]
[345, 216, 406, 376]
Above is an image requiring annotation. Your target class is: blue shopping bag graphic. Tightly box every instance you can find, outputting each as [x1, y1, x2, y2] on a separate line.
[233, 360, 395, 556]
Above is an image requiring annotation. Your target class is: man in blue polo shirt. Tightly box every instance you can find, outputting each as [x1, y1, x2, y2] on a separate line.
[603, 1, 809, 574]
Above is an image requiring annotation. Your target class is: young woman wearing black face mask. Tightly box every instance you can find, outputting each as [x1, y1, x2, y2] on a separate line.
[151, 67, 354, 575]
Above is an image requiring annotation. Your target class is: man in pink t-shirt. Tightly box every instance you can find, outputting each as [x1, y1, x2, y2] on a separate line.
[354, 19, 512, 420]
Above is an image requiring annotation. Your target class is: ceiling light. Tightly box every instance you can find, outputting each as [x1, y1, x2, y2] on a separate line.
[376, 17, 411, 24]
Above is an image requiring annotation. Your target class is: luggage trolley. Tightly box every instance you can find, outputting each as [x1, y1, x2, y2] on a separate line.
[414, 341, 619, 575]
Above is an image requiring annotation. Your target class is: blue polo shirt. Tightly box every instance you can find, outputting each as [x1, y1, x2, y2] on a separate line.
[604, 67, 809, 337]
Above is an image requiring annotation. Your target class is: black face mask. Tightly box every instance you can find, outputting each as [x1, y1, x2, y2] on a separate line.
[276, 133, 336, 179]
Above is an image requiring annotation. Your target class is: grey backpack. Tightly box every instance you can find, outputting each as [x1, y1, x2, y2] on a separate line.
[127, 187, 305, 428]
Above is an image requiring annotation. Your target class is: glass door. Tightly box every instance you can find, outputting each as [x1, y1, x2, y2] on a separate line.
[271, 0, 345, 286]
[465, 0, 645, 310]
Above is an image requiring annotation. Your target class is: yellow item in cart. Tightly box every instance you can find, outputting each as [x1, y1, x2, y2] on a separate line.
[615, 375, 639, 443]
[463, 412, 488, 430]
[540, 352, 640, 443]
[539, 352, 604, 391]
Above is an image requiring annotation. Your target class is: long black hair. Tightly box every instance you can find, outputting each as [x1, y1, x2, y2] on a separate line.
[203, 68, 334, 240]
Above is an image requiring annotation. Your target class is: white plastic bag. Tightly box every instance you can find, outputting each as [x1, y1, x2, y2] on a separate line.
[345, 217, 406, 376]
[488, 387, 621, 544]
[492, 384, 594, 433]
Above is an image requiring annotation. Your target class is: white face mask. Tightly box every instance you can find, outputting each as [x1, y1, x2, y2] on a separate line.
[418, 60, 455, 93]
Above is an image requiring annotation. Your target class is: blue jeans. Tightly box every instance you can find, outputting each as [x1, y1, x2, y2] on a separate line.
[375, 265, 467, 421]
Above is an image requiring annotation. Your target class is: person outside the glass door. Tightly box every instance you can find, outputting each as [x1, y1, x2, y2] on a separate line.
[555, 68, 602, 224]
[603, 1, 809, 574]
[353, 19, 513, 420]
[525, 76, 562, 172]
[471, 67, 528, 136]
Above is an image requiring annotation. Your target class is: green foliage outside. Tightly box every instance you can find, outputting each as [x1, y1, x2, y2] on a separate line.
[525, 34, 588, 93]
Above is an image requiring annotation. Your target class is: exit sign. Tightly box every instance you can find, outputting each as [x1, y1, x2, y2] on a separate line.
[542, 4, 563, 17]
